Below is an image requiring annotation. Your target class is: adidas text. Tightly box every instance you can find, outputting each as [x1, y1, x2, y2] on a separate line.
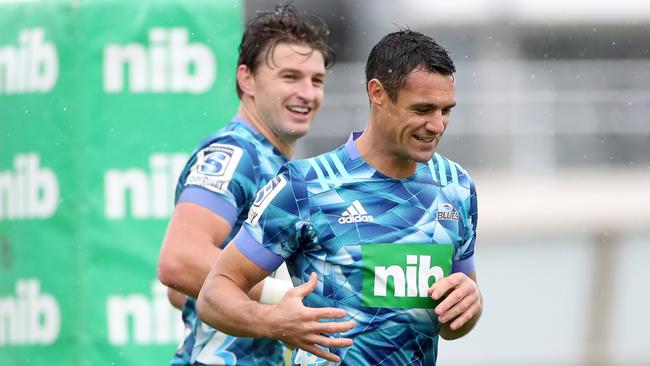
[338, 215, 374, 224]
[338, 200, 373, 224]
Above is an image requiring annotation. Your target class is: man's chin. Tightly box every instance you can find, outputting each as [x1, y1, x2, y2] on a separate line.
[280, 128, 309, 142]
[412, 151, 436, 163]
[289, 124, 311, 136]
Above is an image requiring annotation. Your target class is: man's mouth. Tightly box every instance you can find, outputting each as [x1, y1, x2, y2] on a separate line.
[414, 135, 435, 143]
[287, 105, 310, 115]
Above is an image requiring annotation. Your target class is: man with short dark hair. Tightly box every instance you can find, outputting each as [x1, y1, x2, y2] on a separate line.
[157, 4, 334, 365]
[198, 29, 482, 365]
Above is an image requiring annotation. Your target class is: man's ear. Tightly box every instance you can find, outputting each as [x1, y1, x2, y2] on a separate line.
[236, 64, 255, 96]
[367, 78, 387, 106]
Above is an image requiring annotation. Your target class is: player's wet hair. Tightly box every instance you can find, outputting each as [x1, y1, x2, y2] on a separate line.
[365, 29, 455, 103]
[236, 3, 335, 98]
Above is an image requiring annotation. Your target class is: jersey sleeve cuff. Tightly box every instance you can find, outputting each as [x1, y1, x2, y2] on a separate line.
[233, 227, 285, 272]
[177, 186, 238, 226]
[452, 255, 475, 275]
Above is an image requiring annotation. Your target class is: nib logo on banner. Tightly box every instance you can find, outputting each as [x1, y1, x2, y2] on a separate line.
[0, 279, 61, 345]
[338, 200, 374, 224]
[103, 27, 216, 94]
[0, 154, 59, 221]
[104, 153, 187, 219]
[0, 28, 59, 94]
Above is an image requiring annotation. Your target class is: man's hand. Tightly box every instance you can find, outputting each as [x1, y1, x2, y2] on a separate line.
[428, 272, 481, 339]
[265, 272, 355, 363]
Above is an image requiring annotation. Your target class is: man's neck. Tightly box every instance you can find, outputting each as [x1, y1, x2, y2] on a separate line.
[355, 123, 418, 179]
[236, 102, 294, 158]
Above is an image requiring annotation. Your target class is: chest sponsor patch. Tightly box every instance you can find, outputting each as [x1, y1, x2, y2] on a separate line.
[185, 143, 243, 194]
[361, 243, 453, 309]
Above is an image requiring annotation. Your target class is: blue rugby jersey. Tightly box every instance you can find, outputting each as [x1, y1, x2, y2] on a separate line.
[172, 116, 287, 366]
[234, 131, 478, 366]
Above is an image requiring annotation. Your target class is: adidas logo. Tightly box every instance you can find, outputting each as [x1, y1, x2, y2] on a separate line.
[338, 200, 374, 224]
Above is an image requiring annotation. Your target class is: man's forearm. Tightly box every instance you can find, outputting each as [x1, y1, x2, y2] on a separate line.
[197, 274, 274, 339]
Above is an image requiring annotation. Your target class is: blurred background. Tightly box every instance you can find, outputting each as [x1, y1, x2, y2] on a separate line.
[2, 0, 649, 365]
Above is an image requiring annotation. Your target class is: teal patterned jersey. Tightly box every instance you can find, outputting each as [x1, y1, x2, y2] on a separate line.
[172, 116, 286, 365]
[234, 132, 478, 366]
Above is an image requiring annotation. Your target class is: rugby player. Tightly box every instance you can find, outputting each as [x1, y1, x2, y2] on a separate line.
[198, 29, 481, 365]
[157, 4, 334, 365]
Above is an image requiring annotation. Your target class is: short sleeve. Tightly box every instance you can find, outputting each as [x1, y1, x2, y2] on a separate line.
[452, 175, 478, 275]
[233, 164, 311, 272]
[177, 136, 259, 226]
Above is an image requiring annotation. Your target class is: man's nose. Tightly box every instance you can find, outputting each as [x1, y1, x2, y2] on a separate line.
[295, 79, 318, 102]
[424, 113, 446, 134]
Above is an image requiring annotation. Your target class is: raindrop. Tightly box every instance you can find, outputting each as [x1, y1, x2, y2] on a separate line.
[627, 101, 633, 106]
[63, 107, 68, 112]
[24, 109, 29, 114]
[530, 74, 536, 80]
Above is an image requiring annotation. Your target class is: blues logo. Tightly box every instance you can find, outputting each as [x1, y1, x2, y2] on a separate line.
[436, 203, 459, 221]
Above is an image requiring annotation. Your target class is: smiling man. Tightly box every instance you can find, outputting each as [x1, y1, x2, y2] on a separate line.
[197, 30, 482, 365]
[157, 4, 334, 365]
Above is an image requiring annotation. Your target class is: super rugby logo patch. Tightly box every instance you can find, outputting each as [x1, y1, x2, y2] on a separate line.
[246, 175, 287, 226]
[185, 144, 243, 194]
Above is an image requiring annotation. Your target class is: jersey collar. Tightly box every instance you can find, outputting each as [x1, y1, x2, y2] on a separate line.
[232, 115, 286, 159]
[231, 115, 255, 133]
[344, 130, 364, 160]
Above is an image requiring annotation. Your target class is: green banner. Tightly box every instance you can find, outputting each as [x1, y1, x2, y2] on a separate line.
[361, 244, 453, 309]
[0, 1, 242, 364]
